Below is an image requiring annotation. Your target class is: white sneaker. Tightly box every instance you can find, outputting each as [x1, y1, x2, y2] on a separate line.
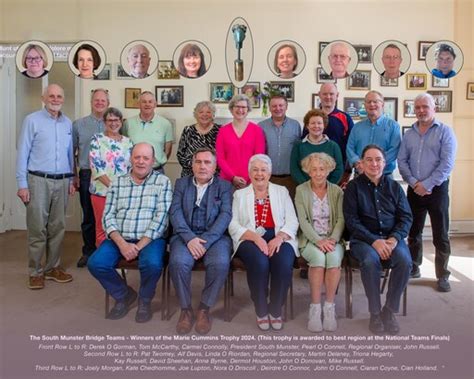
[308, 303, 322, 332]
[323, 302, 337, 332]
[269, 314, 283, 331]
[256, 315, 270, 331]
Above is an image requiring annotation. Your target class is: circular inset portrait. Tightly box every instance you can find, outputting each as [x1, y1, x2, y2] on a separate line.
[267, 40, 306, 79]
[68, 41, 106, 80]
[120, 40, 158, 79]
[425, 40, 463, 79]
[321, 40, 358, 79]
[373, 40, 411, 79]
[15, 40, 53, 79]
[173, 40, 211, 79]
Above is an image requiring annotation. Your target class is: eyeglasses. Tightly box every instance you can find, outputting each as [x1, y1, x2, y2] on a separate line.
[26, 56, 43, 63]
[233, 105, 248, 110]
[329, 54, 349, 61]
[105, 118, 121, 124]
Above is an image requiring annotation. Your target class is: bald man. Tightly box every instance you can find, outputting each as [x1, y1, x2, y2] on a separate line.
[16, 84, 75, 290]
[328, 42, 352, 79]
[127, 44, 151, 79]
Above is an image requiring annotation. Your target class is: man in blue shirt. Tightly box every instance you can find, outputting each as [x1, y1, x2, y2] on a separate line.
[258, 95, 301, 198]
[88, 143, 172, 322]
[398, 93, 457, 292]
[72, 88, 108, 267]
[346, 91, 401, 176]
[16, 84, 75, 290]
[344, 145, 412, 335]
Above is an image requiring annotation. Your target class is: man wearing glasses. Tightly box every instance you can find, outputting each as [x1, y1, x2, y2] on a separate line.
[328, 42, 352, 79]
[381, 44, 405, 79]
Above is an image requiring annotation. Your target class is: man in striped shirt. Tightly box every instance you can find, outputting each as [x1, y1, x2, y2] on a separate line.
[88, 142, 172, 322]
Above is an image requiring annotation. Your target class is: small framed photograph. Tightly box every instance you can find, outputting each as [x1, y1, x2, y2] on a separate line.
[380, 76, 398, 87]
[432, 76, 449, 88]
[427, 90, 452, 113]
[94, 63, 111, 80]
[157, 60, 180, 79]
[402, 126, 412, 135]
[124, 88, 141, 109]
[343, 97, 366, 120]
[354, 44, 372, 63]
[116, 63, 131, 79]
[241, 82, 261, 108]
[270, 81, 295, 102]
[467, 82, 474, 100]
[384, 97, 398, 121]
[406, 73, 427, 90]
[316, 67, 335, 83]
[347, 70, 371, 90]
[418, 41, 435, 61]
[155, 85, 184, 107]
[210, 82, 235, 104]
[403, 100, 416, 118]
[311, 93, 321, 109]
[318, 41, 330, 64]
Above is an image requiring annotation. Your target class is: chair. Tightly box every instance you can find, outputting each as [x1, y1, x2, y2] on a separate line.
[344, 251, 408, 319]
[104, 258, 168, 320]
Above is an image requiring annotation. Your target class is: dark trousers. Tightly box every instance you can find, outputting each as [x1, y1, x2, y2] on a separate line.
[407, 180, 451, 279]
[78, 169, 96, 257]
[236, 229, 294, 318]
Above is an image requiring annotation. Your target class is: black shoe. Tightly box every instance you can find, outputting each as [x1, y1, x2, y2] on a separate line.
[369, 313, 384, 334]
[410, 265, 421, 278]
[381, 306, 400, 335]
[107, 286, 137, 320]
[437, 277, 451, 292]
[77, 255, 88, 268]
[299, 269, 308, 279]
[135, 299, 152, 323]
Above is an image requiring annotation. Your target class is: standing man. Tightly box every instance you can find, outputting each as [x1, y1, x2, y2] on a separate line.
[16, 84, 75, 290]
[346, 90, 401, 176]
[122, 91, 173, 173]
[169, 148, 233, 335]
[127, 44, 151, 79]
[258, 95, 301, 198]
[73, 88, 109, 267]
[398, 93, 457, 292]
[344, 145, 412, 335]
[88, 143, 172, 322]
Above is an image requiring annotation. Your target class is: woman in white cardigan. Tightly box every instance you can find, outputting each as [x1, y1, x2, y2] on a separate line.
[229, 154, 299, 331]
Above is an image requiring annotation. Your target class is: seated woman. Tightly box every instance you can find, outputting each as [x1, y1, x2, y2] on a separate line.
[89, 107, 133, 247]
[295, 153, 345, 332]
[229, 154, 298, 331]
[291, 109, 343, 185]
[21, 44, 49, 79]
[177, 43, 206, 78]
[177, 101, 220, 177]
[216, 94, 266, 189]
[73, 44, 101, 79]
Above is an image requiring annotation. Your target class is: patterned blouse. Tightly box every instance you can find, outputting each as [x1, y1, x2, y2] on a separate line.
[89, 133, 133, 197]
[177, 123, 220, 177]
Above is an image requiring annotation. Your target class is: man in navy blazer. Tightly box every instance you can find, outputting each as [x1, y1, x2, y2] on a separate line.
[169, 148, 233, 335]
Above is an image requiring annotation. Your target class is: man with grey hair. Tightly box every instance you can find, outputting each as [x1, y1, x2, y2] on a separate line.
[73, 88, 109, 267]
[328, 42, 352, 79]
[381, 44, 404, 79]
[127, 44, 151, 79]
[122, 91, 173, 173]
[346, 90, 401, 176]
[16, 84, 75, 289]
[398, 93, 457, 292]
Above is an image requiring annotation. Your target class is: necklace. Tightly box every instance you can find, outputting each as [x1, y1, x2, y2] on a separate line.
[254, 193, 270, 236]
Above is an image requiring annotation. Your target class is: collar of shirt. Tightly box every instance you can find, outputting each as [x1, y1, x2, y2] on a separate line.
[193, 176, 213, 207]
[270, 116, 288, 127]
[361, 173, 387, 188]
[413, 119, 441, 134]
[128, 170, 154, 186]
[302, 134, 329, 145]
[42, 107, 63, 120]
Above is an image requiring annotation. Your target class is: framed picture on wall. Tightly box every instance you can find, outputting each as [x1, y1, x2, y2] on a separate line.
[270, 81, 295, 102]
[347, 70, 371, 90]
[418, 41, 435, 60]
[124, 88, 141, 109]
[354, 44, 372, 63]
[403, 100, 416, 118]
[428, 90, 452, 112]
[467, 82, 474, 100]
[116, 63, 131, 79]
[210, 82, 235, 103]
[318, 41, 330, 64]
[380, 76, 398, 87]
[384, 97, 398, 121]
[241, 82, 261, 108]
[432, 76, 449, 88]
[316, 67, 335, 83]
[155, 85, 184, 107]
[406, 73, 427, 90]
[95, 64, 111, 80]
[343, 97, 366, 119]
[157, 60, 180, 79]
[311, 94, 321, 109]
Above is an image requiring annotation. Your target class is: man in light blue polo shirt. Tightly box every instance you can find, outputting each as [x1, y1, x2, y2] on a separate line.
[346, 90, 401, 176]
[16, 84, 75, 290]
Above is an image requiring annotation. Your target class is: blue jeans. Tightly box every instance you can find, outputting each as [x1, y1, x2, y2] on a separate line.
[78, 169, 96, 257]
[169, 236, 231, 309]
[350, 239, 411, 315]
[88, 238, 166, 302]
[236, 229, 295, 318]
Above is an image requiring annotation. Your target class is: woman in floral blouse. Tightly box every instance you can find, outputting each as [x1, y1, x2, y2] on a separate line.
[89, 107, 133, 247]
